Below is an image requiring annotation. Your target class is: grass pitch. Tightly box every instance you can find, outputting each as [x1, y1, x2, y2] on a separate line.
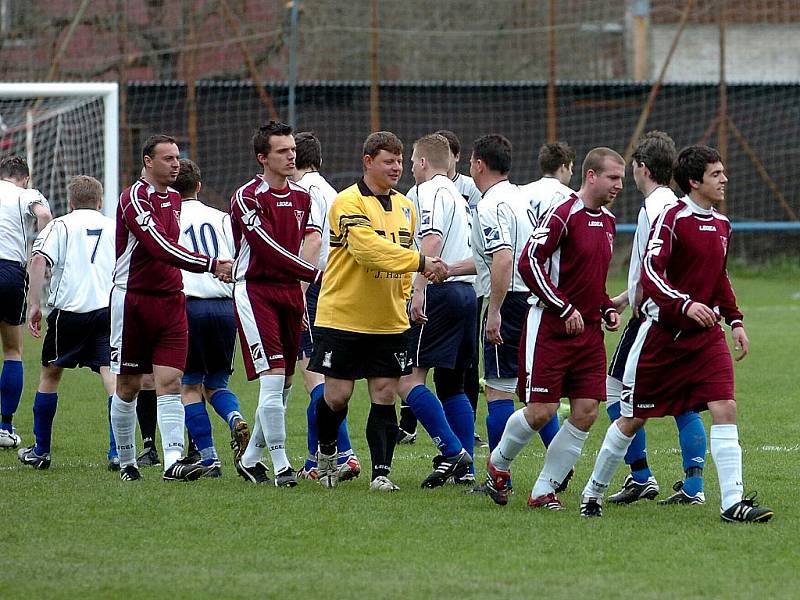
[3, 276, 798, 599]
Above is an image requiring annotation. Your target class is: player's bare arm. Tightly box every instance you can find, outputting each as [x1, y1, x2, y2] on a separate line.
[26, 253, 48, 338]
[31, 202, 53, 232]
[486, 248, 512, 345]
[732, 326, 749, 361]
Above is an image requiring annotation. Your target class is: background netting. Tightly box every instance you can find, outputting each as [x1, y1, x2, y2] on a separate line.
[2, 0, 799, 261]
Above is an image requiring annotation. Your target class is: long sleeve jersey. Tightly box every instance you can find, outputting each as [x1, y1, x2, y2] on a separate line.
[519, 193, 615, 324]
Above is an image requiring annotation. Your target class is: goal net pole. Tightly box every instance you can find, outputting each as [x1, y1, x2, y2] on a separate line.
[0, 82, 119, 218]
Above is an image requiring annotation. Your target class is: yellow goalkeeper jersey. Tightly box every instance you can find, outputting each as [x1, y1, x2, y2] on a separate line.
[315, 179, 421, 334]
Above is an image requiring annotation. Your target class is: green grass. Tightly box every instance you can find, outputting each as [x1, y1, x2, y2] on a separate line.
[3, 276, 798, 599]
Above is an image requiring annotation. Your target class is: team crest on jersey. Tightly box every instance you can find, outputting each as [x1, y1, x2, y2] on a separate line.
[294, 209, 305, 230]
[402, 207, 411, 224]
[249, 342, 264, 362]
[719, 235, 729, 255]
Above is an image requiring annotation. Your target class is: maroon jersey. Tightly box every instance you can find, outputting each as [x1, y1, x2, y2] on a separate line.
[230, 176, 322, 284]
[641, 197, 742, 333]
[519, 194, 615, 324]
[113, 178, 215, 292]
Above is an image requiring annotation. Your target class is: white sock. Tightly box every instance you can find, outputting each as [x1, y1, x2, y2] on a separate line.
[710, 424, 743, 510]
[111, 393, 137, 467]
[491, 409, 535, 470]
[157, 394, 185, 470]
[606, 375, 622, 406]
[257, 374, 289, 473]
[582, 421, 634, 499]
[532, 419, 589, 497]
[241, 412, 266, 467]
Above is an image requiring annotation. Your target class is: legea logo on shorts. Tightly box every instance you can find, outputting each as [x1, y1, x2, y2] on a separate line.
[249, 343, 264, 362]
[110, 347, 120, 363]
[531, 386, 549, 393]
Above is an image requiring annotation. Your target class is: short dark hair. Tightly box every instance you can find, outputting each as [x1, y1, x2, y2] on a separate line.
[674, 145, 722, 195]
[142, 134, 177, 166]
[538, 142, 575, 176]
[174, 158, 201, 197]
[434, 129, 461, 158]
[582, 147, 625, 182]
[253, 121, 293, 157]
[0, 155, 30, 180]
[295, 131, 322, 170]
[363, 131, 403, 158]
[472, 134, 512, 175]
[632, 131, 677, 186]
[68, 175, 103, 209]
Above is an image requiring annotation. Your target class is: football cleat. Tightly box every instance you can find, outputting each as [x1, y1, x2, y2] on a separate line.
[185, 444, 201, 465]
[230, 416, 250, 462]
[338, 455, 362, 482]
[199, 460, 222, 478]
[235, 459, 271, 484]
[298, 466, 319, 480]
[554, 467, 575, 494]
[369, 475, 400, 492]
[107, 456, 121, 472]
[274, 467, 299, 488]
[466, 481, 488, 495]
[658, 480, 705, 505]
[720, 492, 773, 524]
[0, 428, 21, 449]
[317, 451, 339, 489]
[450, 473, 476, 486]
[396, 428, 417, 444]
[119, 464, 142, 481]
[485, 459, 512, 506]
[473, 433, 489, 449]
[528, 492, 565, 511]
[136, 446, 161, 467]
[580, 496, 603, 518]
[421, 449, 473, 489]
[163, 458, 205, 481]
[17, 446, 51, 470]
[608, 474, 660, 504]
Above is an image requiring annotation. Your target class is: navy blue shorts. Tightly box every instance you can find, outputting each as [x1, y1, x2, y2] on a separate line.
[42, 307, 110, 372]
[183, 297, 236, 387]
[607, 315, 643, 380]
[298, 281, 321, 359]
[483, 291, 529, 380]
[408, 281, 477, 371]
[0, 259, 28, 326]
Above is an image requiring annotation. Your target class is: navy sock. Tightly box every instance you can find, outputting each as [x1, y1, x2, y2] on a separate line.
[184, 402, 217, 460]
[208, 388, 241, 429]
[486, 399, 515, 451]
[107, 396, 117, 459]
[305, 384, 324, 469]
[0, 359, 24, 430]
[608, 400, 652, 483]
[537, 412, 560, 448]
[442, 393, 474, 473]
[675, 411, 706, 495]
[405, 384, 462, 456]
[32, 391, 58, 454]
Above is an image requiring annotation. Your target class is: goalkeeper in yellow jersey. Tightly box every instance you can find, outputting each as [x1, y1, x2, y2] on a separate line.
[309, 131, 447, 491]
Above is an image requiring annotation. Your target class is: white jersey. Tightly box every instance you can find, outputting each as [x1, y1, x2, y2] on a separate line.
[415, 174, 474, 284]
[0, 180, 49, 264]
[519, 176, 574, 225]
[32, 209, 114, 313]
[471, 180, 533, 296]
[406, 171, 482, 211]
[295, 171, 337, 270]
[627, 186, 678, 310]
[178, 199, 235, 299]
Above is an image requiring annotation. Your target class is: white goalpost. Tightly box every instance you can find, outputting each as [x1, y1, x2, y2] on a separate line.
[0, 82, 118, 218]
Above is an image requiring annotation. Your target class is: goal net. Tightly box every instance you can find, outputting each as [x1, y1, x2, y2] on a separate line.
[0, 83, 118, 218]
